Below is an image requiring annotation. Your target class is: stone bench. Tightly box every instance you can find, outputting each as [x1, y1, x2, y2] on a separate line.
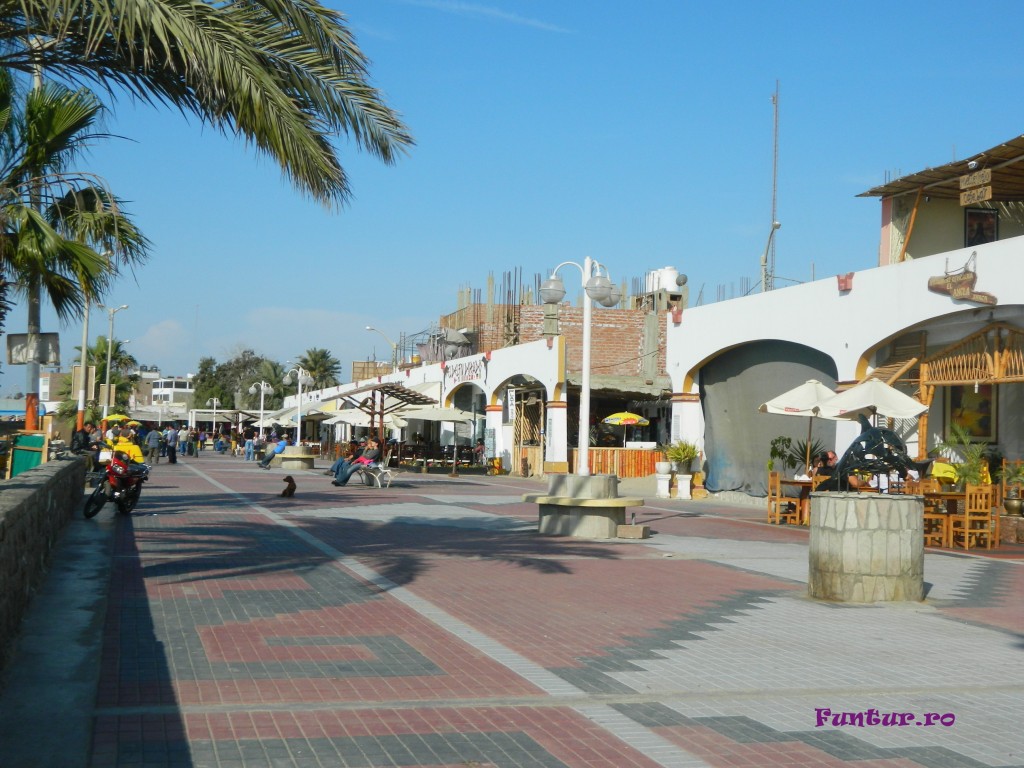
[523, 494, 645, 539]
[269, 446, 316, 470]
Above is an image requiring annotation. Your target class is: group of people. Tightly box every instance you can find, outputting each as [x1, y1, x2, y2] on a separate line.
[70, 421, 220, 468]
[324, 437, 381, 485]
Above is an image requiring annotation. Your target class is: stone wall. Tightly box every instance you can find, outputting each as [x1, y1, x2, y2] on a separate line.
[808, 492, 924, 603]
[0, 457, 86, 672]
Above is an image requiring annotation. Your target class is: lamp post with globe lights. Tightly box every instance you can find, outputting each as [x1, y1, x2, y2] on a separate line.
[283, 365, 314, 444]
[539, 256, 621, 476]
[248, 381, 274, 439]
[207, 398, 221, 438]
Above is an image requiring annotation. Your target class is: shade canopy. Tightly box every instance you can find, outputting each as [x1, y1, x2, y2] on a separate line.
[395, 405, 475, 423]
[758, 379, 836, 416]
[817, 379, 928, 421]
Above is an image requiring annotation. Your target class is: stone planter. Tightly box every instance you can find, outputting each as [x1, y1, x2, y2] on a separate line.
[808, 492, 923, 603]
[655, 461, 671, 475]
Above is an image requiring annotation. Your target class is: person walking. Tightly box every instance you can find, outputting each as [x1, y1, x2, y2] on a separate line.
[243, 426, 256, 461]
[163, 424, 179, 464]
[144, 427, 163, 464]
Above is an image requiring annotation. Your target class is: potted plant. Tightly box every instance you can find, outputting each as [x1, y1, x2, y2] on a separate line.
[934, 423, 987, 491]
[1001, 462, 1024, 515]
[769, 436, 798, 476]
[665, 440, 698, 473]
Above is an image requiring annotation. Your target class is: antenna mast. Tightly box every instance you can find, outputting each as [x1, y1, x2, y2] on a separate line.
[769, 80, 780, 290]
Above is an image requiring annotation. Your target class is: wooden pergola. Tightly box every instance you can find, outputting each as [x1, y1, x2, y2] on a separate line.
[863, 323, 1024, 459]
[333, 382, 436, 443]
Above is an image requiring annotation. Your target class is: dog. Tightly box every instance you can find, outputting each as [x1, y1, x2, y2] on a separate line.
[280, 476, 296, 498]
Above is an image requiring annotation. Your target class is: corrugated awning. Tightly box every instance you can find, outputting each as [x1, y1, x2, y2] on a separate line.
[859, 134, 1024, 201]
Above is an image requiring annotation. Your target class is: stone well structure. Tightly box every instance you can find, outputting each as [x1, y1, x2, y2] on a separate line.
[808, 492, 924, 603]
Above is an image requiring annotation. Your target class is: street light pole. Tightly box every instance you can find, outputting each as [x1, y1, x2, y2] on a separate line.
[207, 397, 221, 436]
[99, 304, 128, 420]
[283, 365, 313, 444]
[539, 256, 620, 476]
[75, 300, 91, 431]
[365, 325, 398, 371]
[248, 381, 274, 439]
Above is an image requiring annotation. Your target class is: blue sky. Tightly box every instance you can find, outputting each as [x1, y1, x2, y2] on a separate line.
[5, 0, 1024, 395]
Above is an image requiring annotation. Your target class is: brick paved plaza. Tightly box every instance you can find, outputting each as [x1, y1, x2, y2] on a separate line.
[1, 454, 1022, 767]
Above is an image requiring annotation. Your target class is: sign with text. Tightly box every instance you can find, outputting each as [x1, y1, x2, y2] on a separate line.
[959, 168, 992, 189]
[960, 186, 992, 206]
[444, 356, 485, 386]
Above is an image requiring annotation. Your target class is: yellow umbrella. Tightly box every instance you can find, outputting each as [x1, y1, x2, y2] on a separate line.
[105, 414, 130, 422]
[126, 420, 142, 427]
[601, 412, 650, 446]
[602, 411, 650, 426]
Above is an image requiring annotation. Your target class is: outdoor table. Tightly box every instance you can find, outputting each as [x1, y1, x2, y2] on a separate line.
[780, 478, 813, 525]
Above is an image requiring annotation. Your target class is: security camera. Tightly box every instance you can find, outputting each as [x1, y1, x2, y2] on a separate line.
[967, 160, 979, 170]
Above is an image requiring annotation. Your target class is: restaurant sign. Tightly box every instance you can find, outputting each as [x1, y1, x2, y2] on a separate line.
[445, 356, 486, 386]
[927, 257, 997, 305]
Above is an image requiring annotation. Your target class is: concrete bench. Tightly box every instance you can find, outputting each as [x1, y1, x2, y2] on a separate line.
[269, 446, 316, 470]
[523, 494, 645, 539]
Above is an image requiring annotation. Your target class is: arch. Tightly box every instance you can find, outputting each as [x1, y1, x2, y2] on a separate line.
[700, 340, 839, 496]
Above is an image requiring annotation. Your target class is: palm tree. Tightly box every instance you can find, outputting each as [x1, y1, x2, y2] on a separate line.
[0, 72, 148, 423]
[0, 0, 413, 207]
[298, 347, 341, 389]
[54, 335, 137, 420]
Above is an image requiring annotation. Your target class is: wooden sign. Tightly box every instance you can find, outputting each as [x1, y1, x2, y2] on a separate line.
[960, 186, 992, 206]
[959, 168, 991, 189]
[927, 268, 997, 305]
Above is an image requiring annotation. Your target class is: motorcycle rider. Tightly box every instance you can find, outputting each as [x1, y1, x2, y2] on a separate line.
[107, 427, 146, 464]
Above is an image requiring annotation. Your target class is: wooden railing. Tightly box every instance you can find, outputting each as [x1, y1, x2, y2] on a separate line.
[563, 448, 664, 478]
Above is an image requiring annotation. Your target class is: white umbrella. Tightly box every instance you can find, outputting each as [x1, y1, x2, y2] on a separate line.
[395, 405, 475, 423]
[817, 379, 927, 421]
[758, 379, 838, 472]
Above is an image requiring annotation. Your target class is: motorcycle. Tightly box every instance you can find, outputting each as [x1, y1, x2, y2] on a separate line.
[83, 450, 150, 518]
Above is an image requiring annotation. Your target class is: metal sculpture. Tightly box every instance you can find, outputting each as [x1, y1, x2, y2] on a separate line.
[817, 415, 926, 491]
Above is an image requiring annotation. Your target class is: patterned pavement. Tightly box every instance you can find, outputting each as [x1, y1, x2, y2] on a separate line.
[2, 453, 1023, 768]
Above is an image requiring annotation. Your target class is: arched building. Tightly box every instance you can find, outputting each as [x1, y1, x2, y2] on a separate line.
[668, 135, 1024, 495]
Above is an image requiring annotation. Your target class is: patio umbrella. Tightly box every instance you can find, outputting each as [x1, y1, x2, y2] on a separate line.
[758, 379, 837, 472]
[816, 379, 927, 421]
[105, 414, 130, 422]
[602, 411, 650, 446]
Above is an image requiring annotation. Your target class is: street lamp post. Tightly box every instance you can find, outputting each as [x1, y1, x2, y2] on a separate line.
[283, 365, 313, 444]
[75, 300, 91, 431]
[207, 397, 221, 437]
[539, 256, 620, 476]
[248, 381, 274, 439]
[365, 325, 398, 371]
[759, 221, 782, 293]
[99, 304, 128, 420]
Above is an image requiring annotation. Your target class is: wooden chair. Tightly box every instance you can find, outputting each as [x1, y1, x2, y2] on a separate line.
[949, 484, 995, 550]
[919, 477, 948, 548]
[767, 471, 799, 525]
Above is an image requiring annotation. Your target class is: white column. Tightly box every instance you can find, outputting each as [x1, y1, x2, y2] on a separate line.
[485, 404, 504, 472]
[544, 400, 568, 465]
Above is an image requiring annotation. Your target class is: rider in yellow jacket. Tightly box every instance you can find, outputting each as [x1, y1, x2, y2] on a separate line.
[107, 428, 145, 463]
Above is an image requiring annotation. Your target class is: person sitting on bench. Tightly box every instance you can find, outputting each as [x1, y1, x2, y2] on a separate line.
[332, 438, 380, 486]
[259, 437, 290, 469]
